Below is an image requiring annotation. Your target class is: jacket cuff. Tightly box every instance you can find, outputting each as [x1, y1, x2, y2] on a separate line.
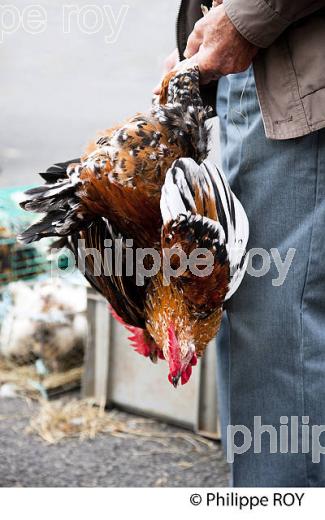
[223, 0, 290, 48]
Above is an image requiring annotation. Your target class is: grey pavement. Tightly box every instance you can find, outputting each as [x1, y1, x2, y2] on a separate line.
[0, 397, 230, 487]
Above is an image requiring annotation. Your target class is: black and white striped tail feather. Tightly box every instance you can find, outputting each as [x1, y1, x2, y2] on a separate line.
[160, 158, 249, 301]
[161, 158, 214, 222]
[18, 158, 84, 244]
[200, 161, 249, 299]
[38, 159, 80, 184]
[160, 160, 196, 222]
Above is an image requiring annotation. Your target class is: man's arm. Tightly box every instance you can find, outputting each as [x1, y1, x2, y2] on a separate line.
[183, 0, 325, 84]
[223, 0, 325, 48]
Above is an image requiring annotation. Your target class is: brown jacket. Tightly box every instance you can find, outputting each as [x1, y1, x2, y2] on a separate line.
[177, 0, 325, 139]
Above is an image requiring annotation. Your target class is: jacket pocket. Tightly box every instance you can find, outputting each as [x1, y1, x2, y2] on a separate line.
[286, 14, 325, 98]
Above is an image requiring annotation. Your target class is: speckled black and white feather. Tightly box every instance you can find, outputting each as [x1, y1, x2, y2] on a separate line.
[152, 67, 210, 163]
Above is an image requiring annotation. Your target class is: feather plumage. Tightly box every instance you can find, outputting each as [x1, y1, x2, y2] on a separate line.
[19, 64, 249, 387]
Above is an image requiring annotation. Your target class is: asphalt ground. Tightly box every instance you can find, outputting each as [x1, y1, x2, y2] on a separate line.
[0, 396, 230, 487]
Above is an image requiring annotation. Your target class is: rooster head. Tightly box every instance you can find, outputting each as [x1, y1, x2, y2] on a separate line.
[145, 274, 200, 387]
[167, 323, 198, 387]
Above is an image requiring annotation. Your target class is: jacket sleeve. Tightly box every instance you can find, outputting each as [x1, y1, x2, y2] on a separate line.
[223, 0, 325, 47]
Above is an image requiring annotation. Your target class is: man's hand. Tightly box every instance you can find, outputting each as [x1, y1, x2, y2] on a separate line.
[184, 4, 258, 84]
[153, 48, 179, 95]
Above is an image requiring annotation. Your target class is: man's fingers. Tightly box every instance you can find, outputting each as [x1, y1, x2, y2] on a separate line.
[194, 47, 222, 84]
[153, 84, 161, 95]
[199, 68, 222, 85]
[164, 48, 179, 73]
[184, 23, 203, 58]
[184, 35, 201, 58]
[153, 48, 179, 94]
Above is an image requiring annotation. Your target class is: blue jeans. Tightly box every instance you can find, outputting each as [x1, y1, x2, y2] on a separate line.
[216, 67, 325, 487]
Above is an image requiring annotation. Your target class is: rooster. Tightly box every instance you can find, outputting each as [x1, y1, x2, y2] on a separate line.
[19, 61, 249, 387]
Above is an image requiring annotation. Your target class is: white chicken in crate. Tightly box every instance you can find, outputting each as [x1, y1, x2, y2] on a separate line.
[0, 278, 87, 372]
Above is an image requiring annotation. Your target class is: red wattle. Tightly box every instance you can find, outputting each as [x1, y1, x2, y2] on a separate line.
[181, 364, 192, 385]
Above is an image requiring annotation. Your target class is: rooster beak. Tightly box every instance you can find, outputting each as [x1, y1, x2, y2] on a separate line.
[172, 372, 181, 388]
[149, 351, 158, 364]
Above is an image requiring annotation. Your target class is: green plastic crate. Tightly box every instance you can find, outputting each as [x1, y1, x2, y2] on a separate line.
[0, 185, 52, 286]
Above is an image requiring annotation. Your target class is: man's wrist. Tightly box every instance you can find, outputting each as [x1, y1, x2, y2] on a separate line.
[223, 0, 289, 48]
[221, 6, 258, 51]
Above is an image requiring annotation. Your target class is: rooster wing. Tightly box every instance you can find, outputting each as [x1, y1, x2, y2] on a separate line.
[160, 158, 249, 315]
